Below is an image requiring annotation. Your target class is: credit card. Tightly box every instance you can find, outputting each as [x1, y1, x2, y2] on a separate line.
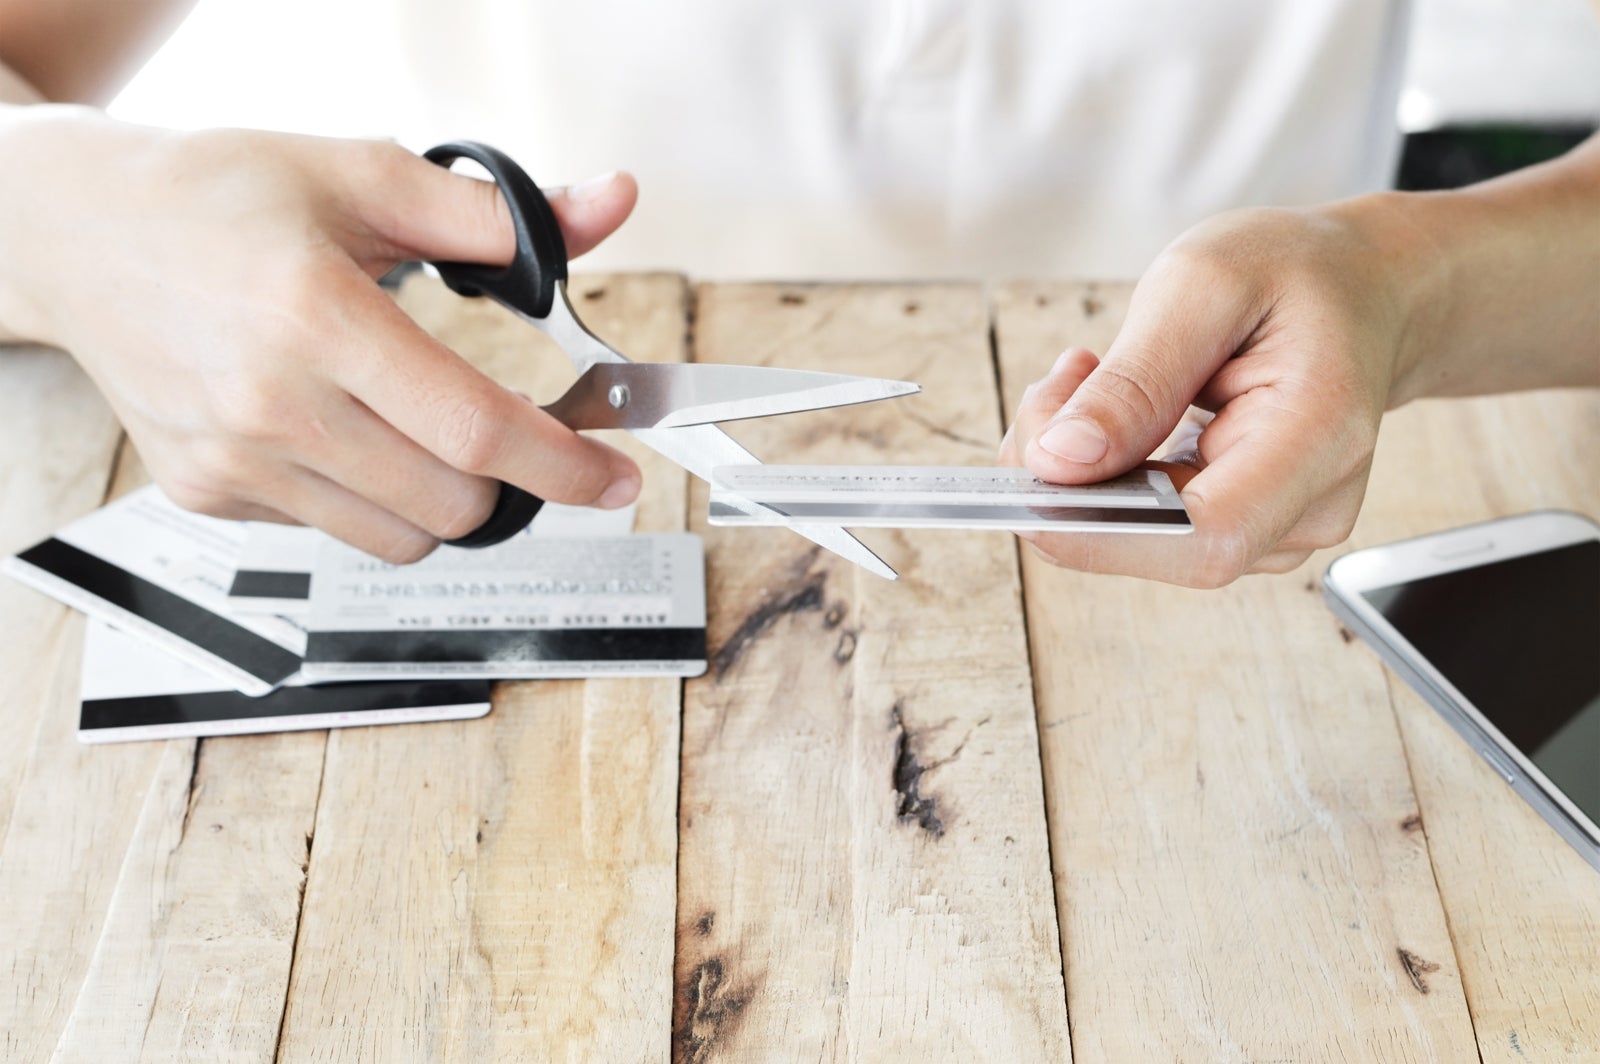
[708, 465, 1192, 533]
[79, 620, 491, 743]
[224, 501, 639, 616]
[300, 533, 707, 681]
[4, 486, 306, 696]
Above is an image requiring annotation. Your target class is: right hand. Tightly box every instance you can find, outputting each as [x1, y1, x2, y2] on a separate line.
[0, 108, 642, 562]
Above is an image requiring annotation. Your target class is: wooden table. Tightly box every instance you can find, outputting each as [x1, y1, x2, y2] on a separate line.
[3, 274, 1596, 1063]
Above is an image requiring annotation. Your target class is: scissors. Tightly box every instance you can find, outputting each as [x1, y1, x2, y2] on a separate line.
[422, 141, 914, 579]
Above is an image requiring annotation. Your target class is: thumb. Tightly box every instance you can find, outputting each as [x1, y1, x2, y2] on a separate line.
[1024, 255, 1262, 484]
[543, 172, 639, 258]
[358, 146, 637, 265]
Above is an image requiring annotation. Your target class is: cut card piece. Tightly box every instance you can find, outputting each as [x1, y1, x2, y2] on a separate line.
[223, 501, 640, 616]
[301, 533, 707, 682]
[79, 620, 490, 743]
[708, 465, 1193, 534]
[4, 486, 305, 695]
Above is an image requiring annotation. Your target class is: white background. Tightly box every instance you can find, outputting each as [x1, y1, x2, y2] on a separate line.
[109, 0, 1600, 138]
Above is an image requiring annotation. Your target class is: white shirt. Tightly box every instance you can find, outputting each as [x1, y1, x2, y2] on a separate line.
[394, 1, 1412, 280]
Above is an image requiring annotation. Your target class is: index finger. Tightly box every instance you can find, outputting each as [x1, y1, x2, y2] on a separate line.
[327, 267, 640, 508]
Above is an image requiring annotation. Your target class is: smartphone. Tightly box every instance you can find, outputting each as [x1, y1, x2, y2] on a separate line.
[1322, 510, 1599, 873]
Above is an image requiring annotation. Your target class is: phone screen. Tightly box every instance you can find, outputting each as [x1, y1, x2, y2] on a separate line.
[1362, 540, 1600, 823]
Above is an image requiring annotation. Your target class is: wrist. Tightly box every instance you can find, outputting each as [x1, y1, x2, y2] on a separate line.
[1322, 189, 1459, 409]
[0, 104, 119, 345]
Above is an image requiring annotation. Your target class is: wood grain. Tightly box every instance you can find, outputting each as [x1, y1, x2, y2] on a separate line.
[674, 284, 1070, 1062]
[276, 273, 688, 1062]
[2, 439, 326, 1063]
[5, 274, 1590, 1061]
[0, 345, 122, 845]
[0, 344, 129, 1062]
[50, 726, 326, 1063]
[992, 281, 1481, 1062]
[1353, 389, 1600, 1064]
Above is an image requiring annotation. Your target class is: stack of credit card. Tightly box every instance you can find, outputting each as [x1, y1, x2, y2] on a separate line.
[4, 486, 708, 743]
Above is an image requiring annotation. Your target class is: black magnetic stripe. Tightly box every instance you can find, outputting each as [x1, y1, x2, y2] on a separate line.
[228, 569, 312, 600]
[17, 538, 302, 685]
[82, 679, 491, 730]
[306, 627, 706, 665]
[755, 502, 1192, 525]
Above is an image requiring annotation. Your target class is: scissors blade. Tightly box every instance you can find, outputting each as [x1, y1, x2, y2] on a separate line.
[647, 365, 919, 429]
[507, 284, 898, 579]
[630, 424, 899, 580]
[545, 363, 920, 430]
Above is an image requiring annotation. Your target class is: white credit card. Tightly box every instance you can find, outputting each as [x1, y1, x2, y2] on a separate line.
[301, 532, 706, 682]
[708, 465, 1193, 533]
[79, 620, 491, 744]
[4, 486, 306, 696]
[223, 501, 639, 616]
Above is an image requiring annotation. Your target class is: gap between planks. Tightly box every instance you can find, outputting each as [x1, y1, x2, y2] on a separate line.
[672, 281, 1070, 1061]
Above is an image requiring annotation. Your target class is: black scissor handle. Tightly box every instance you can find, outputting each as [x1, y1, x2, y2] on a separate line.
[423, 141, 568, 319]
[423, 141, 564, 547]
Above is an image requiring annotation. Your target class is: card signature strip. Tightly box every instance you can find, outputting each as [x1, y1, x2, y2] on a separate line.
[17, 538, 302, 685]
[228, 569, 312, 600]
[306, 627, 707, 665]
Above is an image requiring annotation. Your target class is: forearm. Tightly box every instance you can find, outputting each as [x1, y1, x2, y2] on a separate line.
[1351, 135, 1600, 405]
[0, 57, 42, 104]
[0, 99, 127, 344]
[0, 0, 196, 339]
[0, 0, 195, 105]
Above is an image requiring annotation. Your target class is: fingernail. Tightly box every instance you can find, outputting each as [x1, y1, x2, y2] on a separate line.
[1038, 417, 1108, 463]
[596, 475, 639, 509]
[568, 171, 618, 203]
[1049, 349, 1080, 377]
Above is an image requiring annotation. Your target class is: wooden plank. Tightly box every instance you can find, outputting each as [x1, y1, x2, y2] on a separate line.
[48, 436, 325, 1062]
[3, 440, 329, 1063]
[992, 281, 1480, 1062]
[0, 345, 122, 844]
[0, 426, 326, 1062]
[1353, 388, 1600, 1063]
[276, 273, 688, 1062]
[673, 283, 1070, 1061]
[0, 344, 135, 1062]
[49, 729, 327, 1062]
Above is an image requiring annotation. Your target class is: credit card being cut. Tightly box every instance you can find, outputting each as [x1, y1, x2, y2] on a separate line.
[708, 465, 1192, 533]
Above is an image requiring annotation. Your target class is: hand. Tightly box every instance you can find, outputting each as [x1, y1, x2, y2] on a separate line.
[998, 204, 1421, 587]
[0, 108, 642, 561]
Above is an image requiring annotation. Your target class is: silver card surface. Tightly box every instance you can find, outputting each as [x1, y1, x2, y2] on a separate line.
[302, 533, 707, 681]
[708, 465, 1192, 534]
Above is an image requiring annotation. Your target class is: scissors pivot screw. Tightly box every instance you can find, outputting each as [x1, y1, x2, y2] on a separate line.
[607, 384, 631, 410]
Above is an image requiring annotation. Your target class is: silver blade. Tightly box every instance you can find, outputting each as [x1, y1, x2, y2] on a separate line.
[648, 365, 919, 429]
[544, 363, 919, 430]
[528, 283, 630, 373]
[630, 424, 899, 580]
[508, 283, 899, 579]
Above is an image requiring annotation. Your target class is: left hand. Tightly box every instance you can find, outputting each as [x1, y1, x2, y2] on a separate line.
[998, 203, 1423, 588]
